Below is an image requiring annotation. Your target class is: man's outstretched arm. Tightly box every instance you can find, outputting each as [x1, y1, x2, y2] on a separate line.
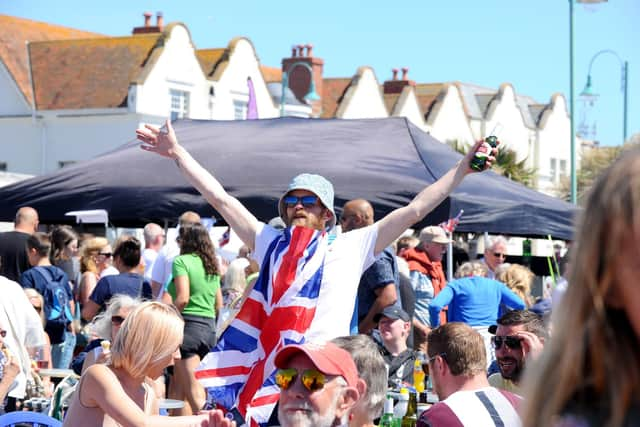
[374, 140, 495, 255]
[137, 119, 259, 249]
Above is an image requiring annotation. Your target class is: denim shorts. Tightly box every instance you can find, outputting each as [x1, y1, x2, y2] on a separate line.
[180, 314, 216, 360]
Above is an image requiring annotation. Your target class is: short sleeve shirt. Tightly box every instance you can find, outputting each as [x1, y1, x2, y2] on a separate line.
[170, 253, 220, 318]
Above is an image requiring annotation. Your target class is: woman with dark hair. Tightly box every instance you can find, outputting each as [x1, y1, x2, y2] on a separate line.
[169, 223, 222, 415]
[50, 225, 80, 287]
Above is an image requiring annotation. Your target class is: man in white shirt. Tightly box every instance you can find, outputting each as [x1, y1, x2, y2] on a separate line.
[141, 222, 164, 282]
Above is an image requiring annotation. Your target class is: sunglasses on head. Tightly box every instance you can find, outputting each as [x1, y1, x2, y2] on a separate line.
[99, 252, 113, 258]
[283, 195, 319, 208]
[492, 335, 522, 350]
[275, 368, 328, 392]
[111, 315, 125, 325]
[0, 330, 6, 338]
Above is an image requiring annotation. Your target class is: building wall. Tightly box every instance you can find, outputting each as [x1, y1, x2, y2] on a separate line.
[536, 95, 571, 195]
[429, 85, 475, 146]
[0, 62, 31, 116]
[338, 68, 387, 119]
[391, 89, 427, 132]
[484, 85, 531, 165]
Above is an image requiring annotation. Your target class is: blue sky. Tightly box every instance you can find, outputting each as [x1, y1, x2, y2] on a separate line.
[3, 0, 638, 147]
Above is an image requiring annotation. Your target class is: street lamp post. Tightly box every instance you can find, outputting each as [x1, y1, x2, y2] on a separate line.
[569, 0, 606, 205]
[280, 61, 320, 117]
[579, 50, 629, 144]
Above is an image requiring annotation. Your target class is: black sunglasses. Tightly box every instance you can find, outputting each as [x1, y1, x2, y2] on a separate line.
[421, 352, 446, 376]
[0, 330, 6, 338]
[99, 252, 113, 258]
[492, 335, 522, 350]
[283, 195, 319, 208]
[111, 315, 125, 325]
[493, 252, 507, 259]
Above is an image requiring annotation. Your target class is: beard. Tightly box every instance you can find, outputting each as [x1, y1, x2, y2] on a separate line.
[278, 391, 342, 427]
[497, 356, 524, 382]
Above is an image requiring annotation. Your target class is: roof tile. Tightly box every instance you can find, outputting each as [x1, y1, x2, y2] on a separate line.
[320, 78, 351, 118]
[0, 14, 102, 104]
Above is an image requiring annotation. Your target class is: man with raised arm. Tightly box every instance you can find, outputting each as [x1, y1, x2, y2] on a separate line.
[136, 120, 496, 423]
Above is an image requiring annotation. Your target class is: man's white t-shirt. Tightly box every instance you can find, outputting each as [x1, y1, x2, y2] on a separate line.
[142, 248, 158, 282]
[150, 240, 179, 287]
[253, 223, 378, 342]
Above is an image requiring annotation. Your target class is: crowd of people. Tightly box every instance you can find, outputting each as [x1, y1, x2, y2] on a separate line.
[0, 119, 637, 426]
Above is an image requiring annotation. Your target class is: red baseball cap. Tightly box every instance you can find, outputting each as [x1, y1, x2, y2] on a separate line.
[274, 342, 358, 388]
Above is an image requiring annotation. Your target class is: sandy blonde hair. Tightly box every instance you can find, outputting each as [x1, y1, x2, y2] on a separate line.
[522, 148, 640, 427]
[496, 264, 534, 307]
[111, 302, 183, 379]
[79, 237, 109, 274]
[24, 288, 46, 327]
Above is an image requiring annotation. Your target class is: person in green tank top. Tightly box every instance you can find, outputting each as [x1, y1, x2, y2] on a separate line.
[168, 223, 222, 415]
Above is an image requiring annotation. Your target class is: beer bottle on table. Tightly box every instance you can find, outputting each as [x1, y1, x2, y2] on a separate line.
[401, 391, 418, 427]
[413, 358, 425, 393]
[379, 395, 395, 427]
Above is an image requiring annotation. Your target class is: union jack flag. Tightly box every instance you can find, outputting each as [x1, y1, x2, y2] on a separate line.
[195, 226, 328, 426]
[218, 226, 231, 247]
[439, 209, 464, 233]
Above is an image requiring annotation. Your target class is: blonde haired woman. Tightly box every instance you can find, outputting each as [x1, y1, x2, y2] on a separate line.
[78, 237, 112, 307]
[63, 302, 233, 427]
[496, 263, 534, 308]
[522, 149, 640, 426]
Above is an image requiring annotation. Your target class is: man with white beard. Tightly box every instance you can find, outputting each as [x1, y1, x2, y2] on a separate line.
[274, 342, 360, 427]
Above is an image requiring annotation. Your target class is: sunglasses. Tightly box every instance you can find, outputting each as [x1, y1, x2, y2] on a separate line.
[111, 315, 125, 325]
[99, 252, 113, 258]
[421, 352, 446, 376]
[493, 252, 507, 259]
[0, 330, 6, 338]
[283, 195, 319, 208]
[275, 368, 328, 392]
[492, 336, 522, 350]
[34, 306, 42, 313]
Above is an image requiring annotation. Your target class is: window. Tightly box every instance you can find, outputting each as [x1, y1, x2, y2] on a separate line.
[233, 100, 247, 120]
[169, 89, 190, 121]
[0, 162, 6, 172]
[559, 159, 567, 177]
[550, 158, 557, 181]
[58, 161, 76, 169]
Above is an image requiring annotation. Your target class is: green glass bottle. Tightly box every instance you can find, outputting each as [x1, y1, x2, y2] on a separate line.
[378, 395, 395, 427]
[470, 135, 499, 171]
[400, 391, 418, 427]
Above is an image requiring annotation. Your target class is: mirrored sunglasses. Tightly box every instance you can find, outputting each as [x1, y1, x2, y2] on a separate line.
[275, 368, 327, 392]
[492, 335, 522, 350]
[283, 195, 319, 208]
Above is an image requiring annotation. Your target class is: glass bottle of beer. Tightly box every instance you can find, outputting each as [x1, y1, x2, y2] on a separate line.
[379, 395, 395, 427]
[401, 391, 418, 427]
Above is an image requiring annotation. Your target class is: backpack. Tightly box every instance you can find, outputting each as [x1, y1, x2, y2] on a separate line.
[34, 266, 74, 344]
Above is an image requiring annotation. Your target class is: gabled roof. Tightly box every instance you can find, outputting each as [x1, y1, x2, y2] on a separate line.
[0, 14, 102, 105]
[195, 48, 226, 79]
[415, 83, 445, 118]
[260, 65, 282, 83]
[321, 78, 351, 118]
[29, 34, 163, 110]
[383, 93, 401, 114]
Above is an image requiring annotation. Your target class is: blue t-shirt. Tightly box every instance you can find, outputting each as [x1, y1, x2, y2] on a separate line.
[89, 272, 152, 310]
[357, 245, 400, 321]
[428, 276, 525, 327]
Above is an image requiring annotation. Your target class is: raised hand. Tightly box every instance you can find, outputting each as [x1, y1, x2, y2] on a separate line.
[463, 139, 499, 174]
[137, 119, 180, 158]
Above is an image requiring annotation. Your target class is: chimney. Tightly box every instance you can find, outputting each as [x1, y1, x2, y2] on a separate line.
[133, 11, 163, 34]
[383, 66, 415, 94]
[144, 12, 152, 27]
[156, 12, 164, 31]
[282, 43, 324, 114]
